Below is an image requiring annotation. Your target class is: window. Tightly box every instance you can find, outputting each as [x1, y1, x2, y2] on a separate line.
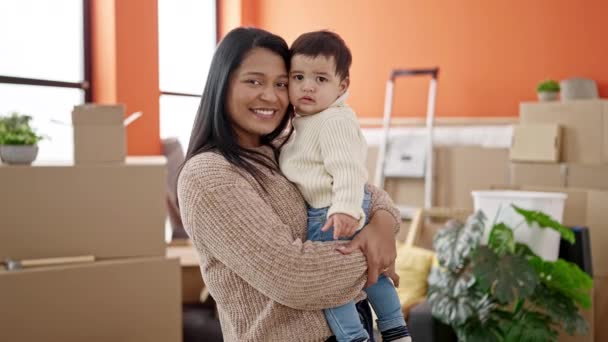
[158, 0, 216, 151]
[0, 0, 90, 161]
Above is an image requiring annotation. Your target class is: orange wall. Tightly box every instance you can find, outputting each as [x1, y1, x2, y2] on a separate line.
[236, 0, 608, 118]
[90, 0, 608, 151]
[217, 0, 242, 41]
[91, 0, 160, 155]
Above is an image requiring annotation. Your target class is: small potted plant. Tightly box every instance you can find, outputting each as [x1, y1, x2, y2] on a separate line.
[537, 80, 560, 102]
[0, 112, 44, 165]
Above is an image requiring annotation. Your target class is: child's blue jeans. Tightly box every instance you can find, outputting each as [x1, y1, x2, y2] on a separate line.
[306, 189, 406, 342]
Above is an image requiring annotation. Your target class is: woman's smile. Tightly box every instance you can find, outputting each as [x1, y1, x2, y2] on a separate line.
[250, 107, 278, 119]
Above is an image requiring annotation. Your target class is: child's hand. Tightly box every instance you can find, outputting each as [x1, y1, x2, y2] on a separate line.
[384, 263, 400, 287]
[321, 213, 359, 239]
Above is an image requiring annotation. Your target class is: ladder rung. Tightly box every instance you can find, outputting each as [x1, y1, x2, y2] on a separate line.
[397, 205, 418, 220]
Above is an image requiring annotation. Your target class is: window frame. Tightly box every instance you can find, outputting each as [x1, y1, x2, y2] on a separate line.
[158, 0, 219, 99]
[0, 0, 92, 102]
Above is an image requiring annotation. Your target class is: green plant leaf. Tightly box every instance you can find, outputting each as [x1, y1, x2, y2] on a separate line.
[474, 293, 496, 324]
[532, 284, 589, 336]
[502, 309, 558, 342]
[512, 205, 575, 244]
[536, 79, 560, 92]
[514, 242, 535, 258]
[0, 112, 43, 145]
[529, 256, 593, 309]
[427, 267, 478, 325]
[472, 246, 539, 304]
[455, 318, 503, 342]
[433, 211, 486, 272]
[488, 223, 515, 256]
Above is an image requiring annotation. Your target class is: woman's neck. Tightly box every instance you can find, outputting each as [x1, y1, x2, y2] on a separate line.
[236, 134, 262, 148]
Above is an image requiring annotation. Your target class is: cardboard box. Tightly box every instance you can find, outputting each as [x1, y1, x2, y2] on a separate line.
[510, 124, 562, 162]
[585, 190, 608, 277]
[167, 243, 205, 304]
[520, 100, 608, 164]
[0, 256, 181, 342]
[0, 157, 167, 260]
[510, 163, 608, 190]
[510, 163, 567, 187]
[366, 145, 380, 184]
[567, 164, 608, 190]
[596, 277, 608, 342]
[384, 178, 426, 208]
[72, 104, 126, 164]
[557, 291, 594, 342]
[435, 146, 510, 209]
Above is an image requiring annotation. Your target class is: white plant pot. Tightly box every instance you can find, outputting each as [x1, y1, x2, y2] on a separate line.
[0, 145, 39, 165]
[537, 91, 559, 102]
[472, 190, 567, 261]
[560, 78, 598, 100]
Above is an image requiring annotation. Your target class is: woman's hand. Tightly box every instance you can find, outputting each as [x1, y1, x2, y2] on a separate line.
[336, 210, 398, 288]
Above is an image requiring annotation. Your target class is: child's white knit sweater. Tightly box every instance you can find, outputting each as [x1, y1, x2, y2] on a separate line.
[279, 92, 368, 228]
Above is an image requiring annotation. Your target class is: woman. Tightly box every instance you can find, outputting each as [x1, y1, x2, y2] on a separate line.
[178, 27, 401, 342]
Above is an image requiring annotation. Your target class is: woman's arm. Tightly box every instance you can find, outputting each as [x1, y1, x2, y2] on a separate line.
[178, 166, 368, 311]
[366, 183, 401, 235]
[338, 184, 401, 287]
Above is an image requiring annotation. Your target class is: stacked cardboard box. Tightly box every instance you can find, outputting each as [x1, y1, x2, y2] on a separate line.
[513, 100, 608, 190]
[519, 100, 608, 164]
[166, 241, 206, 304]
[504, 99, 608, 342]
[0, 157, 168, 260]
[0, 257, 181, 342]
[435, 146, 510, 209]
[0, 105, 181, 341]
[510, 124, 562, 163]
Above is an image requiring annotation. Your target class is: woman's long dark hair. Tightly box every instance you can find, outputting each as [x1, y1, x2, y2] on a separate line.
[180, 27, 293, 194]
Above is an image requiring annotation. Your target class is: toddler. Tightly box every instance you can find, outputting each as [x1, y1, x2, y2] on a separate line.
[279, 30, 410, 342]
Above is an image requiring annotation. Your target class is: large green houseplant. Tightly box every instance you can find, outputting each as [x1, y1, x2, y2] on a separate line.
[427, 206, 592, 342]
[0, 112, 44, 164]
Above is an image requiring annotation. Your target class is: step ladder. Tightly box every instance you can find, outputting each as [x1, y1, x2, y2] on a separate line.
[373, 68, 440, 219]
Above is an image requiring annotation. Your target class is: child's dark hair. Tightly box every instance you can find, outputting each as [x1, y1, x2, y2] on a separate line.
[290, 30, 352, 81]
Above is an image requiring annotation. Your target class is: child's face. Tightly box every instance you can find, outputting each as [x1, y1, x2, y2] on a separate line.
[289, 54, 349, 116]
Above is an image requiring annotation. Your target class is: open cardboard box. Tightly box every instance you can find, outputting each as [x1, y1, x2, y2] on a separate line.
[72, 104, 142, 164]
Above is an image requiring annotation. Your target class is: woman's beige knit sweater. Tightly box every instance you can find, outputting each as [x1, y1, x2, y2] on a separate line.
[177, 146, 400, 342]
